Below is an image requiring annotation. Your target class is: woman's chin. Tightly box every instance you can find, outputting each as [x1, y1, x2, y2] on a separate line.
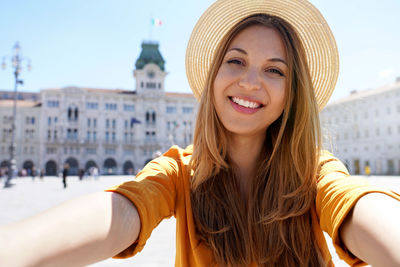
[225, 126, 266, 139]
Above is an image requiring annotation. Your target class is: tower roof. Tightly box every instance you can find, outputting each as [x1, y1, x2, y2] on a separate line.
[135, 42, 165, 71]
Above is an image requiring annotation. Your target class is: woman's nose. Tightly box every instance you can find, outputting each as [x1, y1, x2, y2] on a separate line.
[238, 67, 261, 90]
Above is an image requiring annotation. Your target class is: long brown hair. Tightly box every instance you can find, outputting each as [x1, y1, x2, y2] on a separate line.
[190, 15, 324, 266]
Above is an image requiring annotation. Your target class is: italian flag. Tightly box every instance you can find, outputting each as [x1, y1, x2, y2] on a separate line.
[152, 18, 162, 26]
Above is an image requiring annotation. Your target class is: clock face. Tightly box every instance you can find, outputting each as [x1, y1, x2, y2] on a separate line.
[147, 71, 155, 79]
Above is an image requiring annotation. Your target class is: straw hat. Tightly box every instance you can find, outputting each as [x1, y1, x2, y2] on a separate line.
[185, 0, 339, 111]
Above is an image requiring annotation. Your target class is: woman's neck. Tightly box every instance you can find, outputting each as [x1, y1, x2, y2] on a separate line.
[227, 133, 265, 197]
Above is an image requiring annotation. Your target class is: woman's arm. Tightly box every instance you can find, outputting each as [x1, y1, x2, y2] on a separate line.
[0, 192, 140, 267]
[340, 193, 400, 267]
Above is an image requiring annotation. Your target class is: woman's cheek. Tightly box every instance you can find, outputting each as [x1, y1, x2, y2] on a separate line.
[214, 69, 231, 93]
[267, 78, 286, 97]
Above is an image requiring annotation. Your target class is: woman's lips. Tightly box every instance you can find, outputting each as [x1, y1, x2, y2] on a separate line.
[229, 96, 263, 114]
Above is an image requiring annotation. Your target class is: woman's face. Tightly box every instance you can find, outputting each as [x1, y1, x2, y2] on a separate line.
[213, 25, 287, 139]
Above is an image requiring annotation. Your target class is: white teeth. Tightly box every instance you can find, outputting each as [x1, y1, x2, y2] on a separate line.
[232, 97, 260, 109]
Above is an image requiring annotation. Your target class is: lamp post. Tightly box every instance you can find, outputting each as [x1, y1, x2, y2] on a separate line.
[1, 42, 32, 188]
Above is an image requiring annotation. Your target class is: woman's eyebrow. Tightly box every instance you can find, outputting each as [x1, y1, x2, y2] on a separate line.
[227, 47, 247, 54]
[269, 58, 288, 66]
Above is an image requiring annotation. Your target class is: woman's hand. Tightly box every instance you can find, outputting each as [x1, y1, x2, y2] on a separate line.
[340, 192, 400, 267]
[0, 192, 140, 267]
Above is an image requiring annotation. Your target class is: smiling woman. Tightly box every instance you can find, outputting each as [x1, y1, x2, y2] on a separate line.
[189, 13, 324, 266]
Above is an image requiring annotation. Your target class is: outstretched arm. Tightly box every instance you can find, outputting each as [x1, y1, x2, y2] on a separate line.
[0, 192, 140, 267]
[340, 193, 400, 267]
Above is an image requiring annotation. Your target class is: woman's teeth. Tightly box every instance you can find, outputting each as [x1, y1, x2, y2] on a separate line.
[231, 97, 260, 109]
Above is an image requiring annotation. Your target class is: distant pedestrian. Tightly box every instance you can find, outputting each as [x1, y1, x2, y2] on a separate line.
[31, 167, 36, 182]
[93, 167, 99, 180]
[78, 169, 84, 181]
[39, 169, 44, 181]
[365, 165, 371, 176]
[62, 164, 69, 189]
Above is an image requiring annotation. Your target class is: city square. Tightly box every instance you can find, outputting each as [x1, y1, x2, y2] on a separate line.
[1, 0, 400, 266]
[1, 175, 399, 266]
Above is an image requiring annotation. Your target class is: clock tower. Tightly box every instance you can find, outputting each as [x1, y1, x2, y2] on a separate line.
[133, 42, 168, 95]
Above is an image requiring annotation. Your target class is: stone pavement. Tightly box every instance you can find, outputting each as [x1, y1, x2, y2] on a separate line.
[1, 175, 399, 266]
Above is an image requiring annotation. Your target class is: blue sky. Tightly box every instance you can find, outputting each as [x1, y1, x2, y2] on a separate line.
[1, 0, 400, 103]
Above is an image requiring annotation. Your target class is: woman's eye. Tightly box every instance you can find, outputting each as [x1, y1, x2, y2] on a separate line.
[266, 68, 284, 77]
[227, 59, 243, 65]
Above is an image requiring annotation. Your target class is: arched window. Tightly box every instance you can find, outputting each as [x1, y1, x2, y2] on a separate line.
[68, 108, 72, 120]
[45, 160, 58, 176]
[123, 161, 134, 175]
[85, 160, 98, 171]
[65, 157, 79, 175]
[68, 105, 78, 121]
[104, 158, 117, 175]
[145, 110, 156, 124]
[146, 112, 150, 123]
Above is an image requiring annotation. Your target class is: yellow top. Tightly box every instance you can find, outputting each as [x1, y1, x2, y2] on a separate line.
[106, 145, 400, 266]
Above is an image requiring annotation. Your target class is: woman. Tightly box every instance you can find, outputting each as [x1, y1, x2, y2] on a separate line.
[1, 0, 400, 266]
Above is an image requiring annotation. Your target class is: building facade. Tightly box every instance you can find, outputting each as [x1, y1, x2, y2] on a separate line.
[320, 78, 400, 175]
[0, 42, 198, 175]
[0, 98, 41, 175]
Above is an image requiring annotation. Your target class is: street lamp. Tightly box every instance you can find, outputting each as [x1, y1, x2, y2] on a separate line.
[1, 42, 32, 188]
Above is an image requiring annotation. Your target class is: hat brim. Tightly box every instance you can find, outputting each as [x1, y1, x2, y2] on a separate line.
[185, 0, 339, 111]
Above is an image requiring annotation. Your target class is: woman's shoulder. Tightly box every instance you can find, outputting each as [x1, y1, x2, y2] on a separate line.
[319, 150, 335, 161]
[162, 145, 193, 166]
[140, 145, 193, 179]
[318, 150, 343, 164]
[163, 144, 193, 158]
[318, 150, 349, 177]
